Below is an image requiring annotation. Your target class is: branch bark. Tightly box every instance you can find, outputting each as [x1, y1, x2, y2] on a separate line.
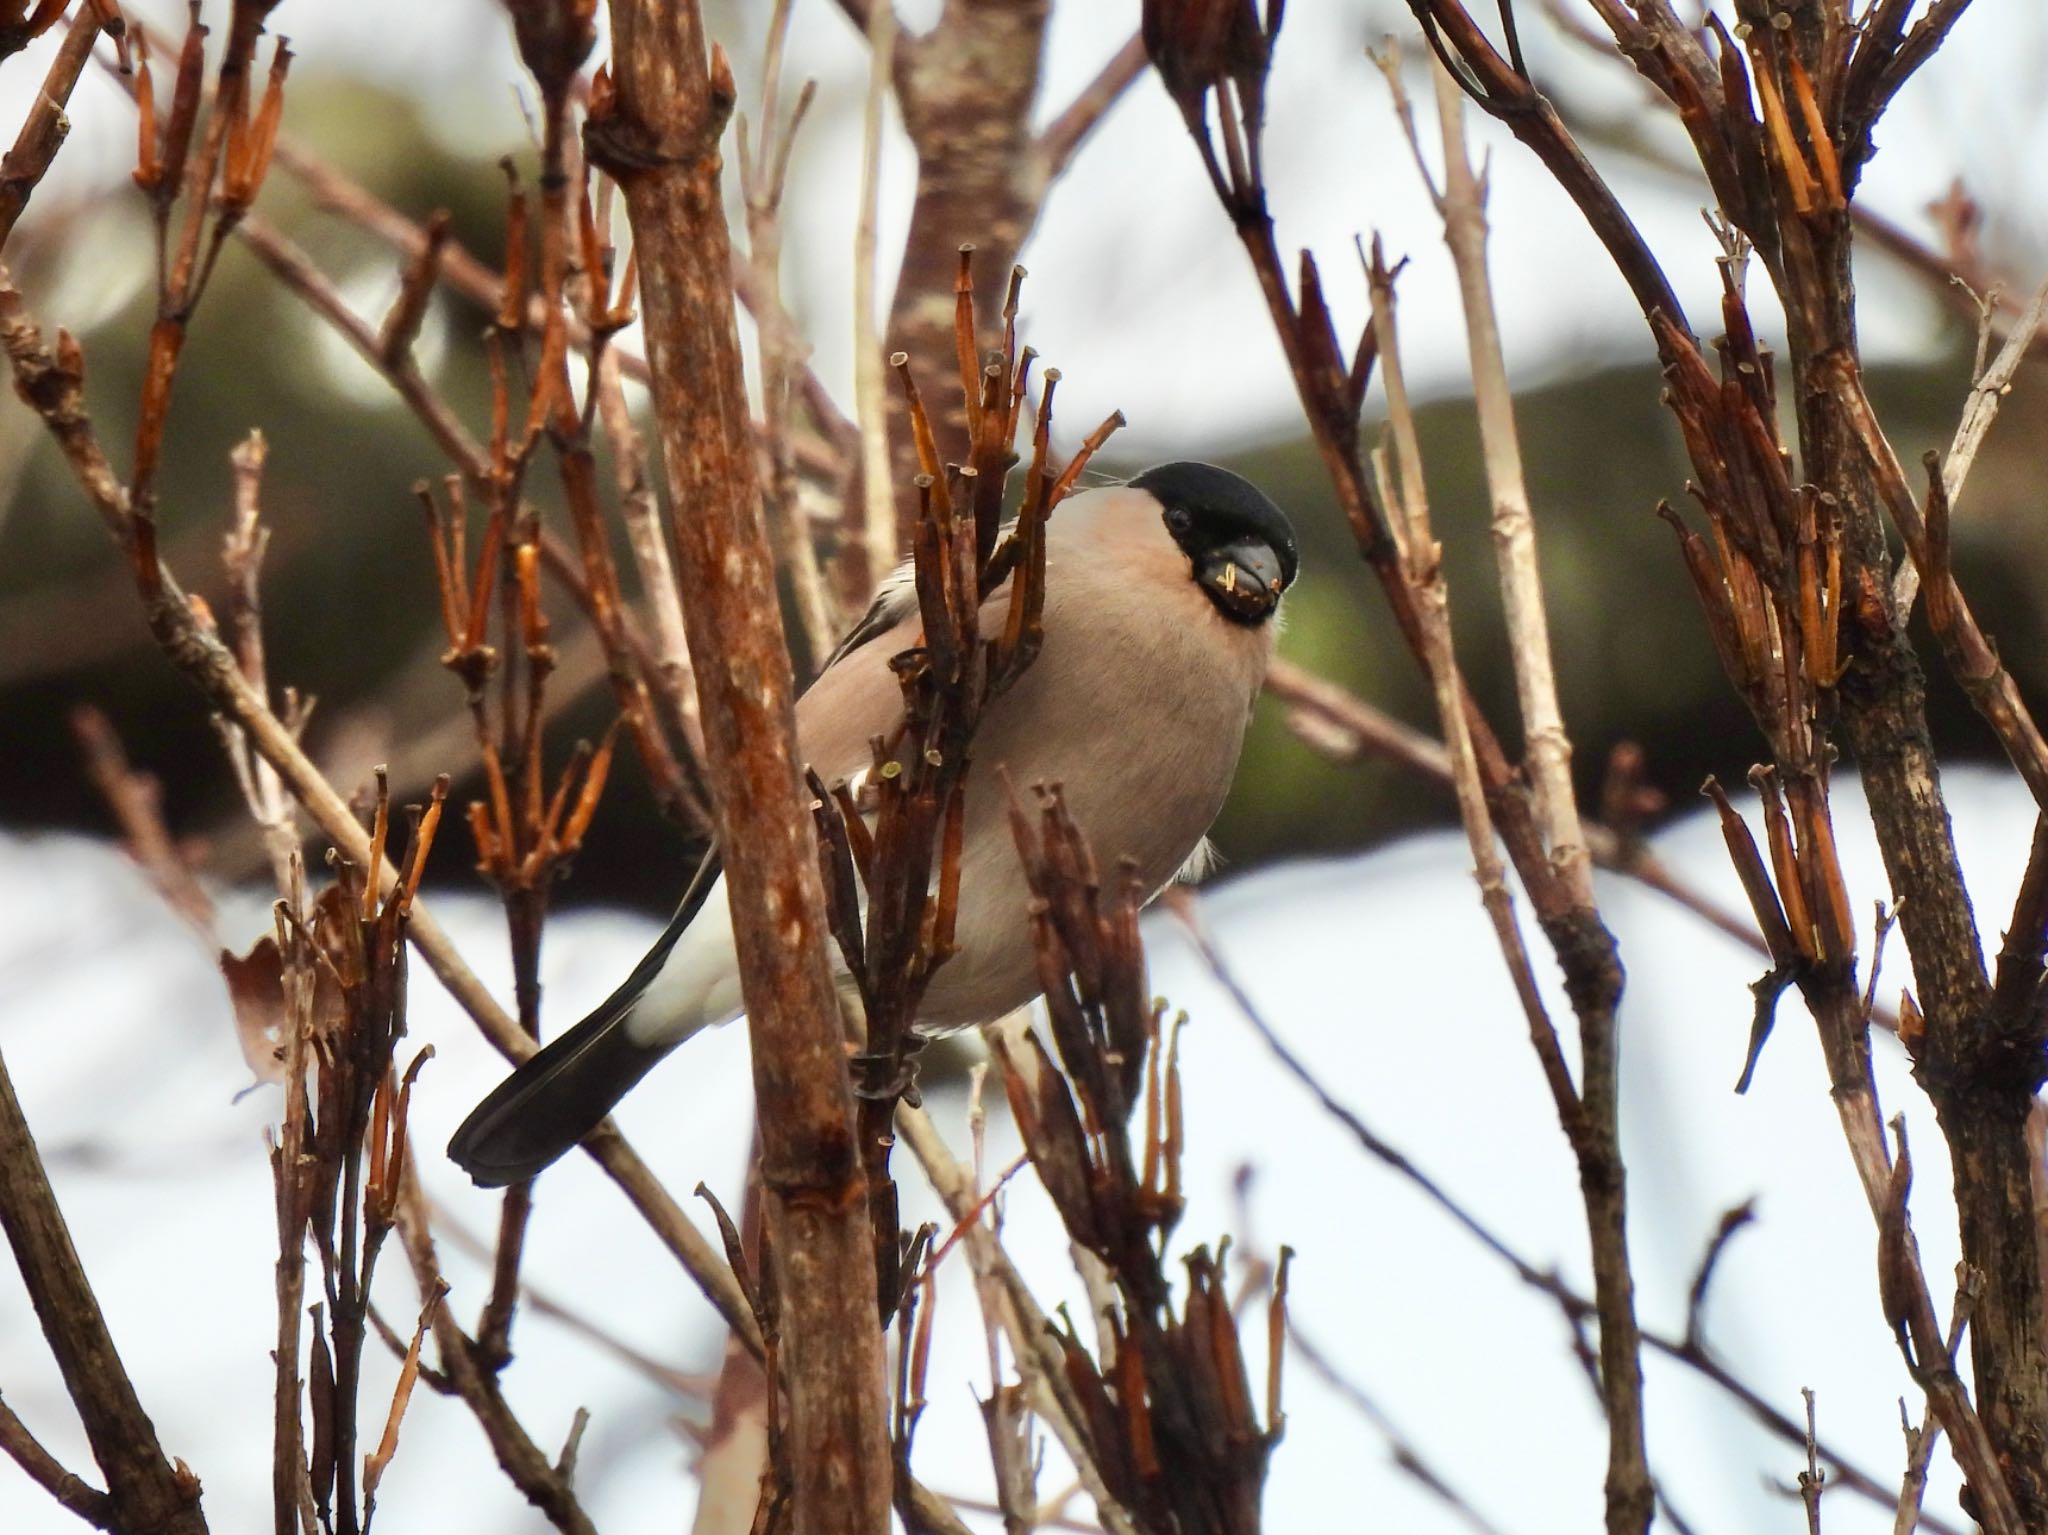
[594, 5, 891, 1532]
[1427, 63, 1592, 906]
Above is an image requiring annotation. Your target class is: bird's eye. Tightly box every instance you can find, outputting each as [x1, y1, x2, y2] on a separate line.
[1165, 506, 1193, 535]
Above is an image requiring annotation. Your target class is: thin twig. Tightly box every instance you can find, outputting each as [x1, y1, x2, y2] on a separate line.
[1284, 1321, 1511, 1535]
[897, 1102, 1145, 1535]
[1362, 238, 1586, 1147]
[851, 0, 900, 593]
[0, 1, 115, 249]
[740, 1, 839, 672]
[389, 1155, 596, 1535]
[1893, 274, 2048, 616]
[70, 703, 216, 935]
[1421, 54, 1592, 903]
[0, 1396, 116, 1529]
[1037, 32, 1148, 178]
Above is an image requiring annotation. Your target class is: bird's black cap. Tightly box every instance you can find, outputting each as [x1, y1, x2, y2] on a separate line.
[1131, 461, 1299, 590]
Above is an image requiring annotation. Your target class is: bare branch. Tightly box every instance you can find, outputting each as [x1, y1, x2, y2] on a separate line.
[0, 1396, 116, 1530]
[0, 1047, 209, 1535]
[70, 702, 216, 935]
[851, 0, 900, 594]
[1893, 274, 2048, 615]
[1176, 893, 1968, 1534]
[1425, 59, 1590, 901]
[0, 1, 117, 249]
[1037, 32, 1148, 178]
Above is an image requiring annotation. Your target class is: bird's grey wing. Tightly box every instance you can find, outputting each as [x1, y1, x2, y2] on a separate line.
[815, 556, 920, 675]
[446, 845, 724, 1186]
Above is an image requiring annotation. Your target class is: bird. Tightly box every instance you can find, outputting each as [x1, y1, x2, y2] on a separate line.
[447, 460, 1298, 1186]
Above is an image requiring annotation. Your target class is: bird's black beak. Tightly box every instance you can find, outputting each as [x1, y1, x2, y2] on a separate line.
[1195, 537, 1286, 622]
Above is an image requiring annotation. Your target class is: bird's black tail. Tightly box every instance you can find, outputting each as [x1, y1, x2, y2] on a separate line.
[445, 995, 672, 1186]
[447, 847, 723, 1186]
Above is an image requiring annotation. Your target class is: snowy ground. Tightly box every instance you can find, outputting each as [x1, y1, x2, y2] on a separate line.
[5, 769, 2033, 1532]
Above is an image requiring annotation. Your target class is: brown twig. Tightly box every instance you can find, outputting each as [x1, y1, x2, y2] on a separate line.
[850, 0, 899, 593]
[1262, 657, 1451, 781]
[0, 1394, 118, 1529]
[0, 0, 116, 249]
[262, 128, 847, 484]
[687, 1153, 773, 1535]
[233, 189, 709, 842]
[1799, 1388, 1825, 1532]
[69, 701, 216, 934]
[955, 1066, 1035, 1535]
[1149, 11, 1654, 1519]
[236, 212, 488, 474]
[898, 1099, 1142, 1535]
[987, 786, 1286, 1535]
[1893, 274, 2048, 616]
[1363, 231, 1651, 1533]
[591, 341, 706, 761]
[1265, 658, 1914, 1032]
[1820, 359, 2048, 815]
[1037, 31, 1149, 180]
[389, 1153, 597, 1535]
[267, 866, 315, 1535]
[465, 13, 649, 1380]
[1361, 236, 1585, 1141]
[1280, 1321, 1509, 1535]
[0, 1044, 209, 1535]
[1891, 1265, 1974, 1535]
[1387, 47, 1593, 904]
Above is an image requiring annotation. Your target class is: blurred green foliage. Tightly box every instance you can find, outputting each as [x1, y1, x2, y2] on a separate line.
[5, 81, 2045, 917]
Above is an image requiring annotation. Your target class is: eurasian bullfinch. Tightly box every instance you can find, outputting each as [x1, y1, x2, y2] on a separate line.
[448, 461, 1297, 1185]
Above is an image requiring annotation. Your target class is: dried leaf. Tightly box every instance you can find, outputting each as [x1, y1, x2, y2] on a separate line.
[220, 936, 289, 1085]
[1876, 1126, 1917, 1361]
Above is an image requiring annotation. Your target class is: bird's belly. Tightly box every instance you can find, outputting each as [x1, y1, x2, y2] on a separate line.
[912, 703, 1248, 1030]
[803, 582, 1264, 1034]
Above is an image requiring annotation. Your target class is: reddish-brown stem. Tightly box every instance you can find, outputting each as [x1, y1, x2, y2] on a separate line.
[597, 4, 891, 1529]
[0, 1048, 210, 1535]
